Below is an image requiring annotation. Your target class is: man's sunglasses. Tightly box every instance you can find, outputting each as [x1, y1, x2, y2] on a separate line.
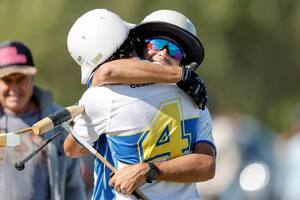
[144, 38, 185, 61]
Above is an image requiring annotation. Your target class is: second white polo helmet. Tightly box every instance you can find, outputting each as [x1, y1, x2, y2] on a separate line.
[142, 9, 197, 36]
[131, 9, 205, 66]
[67, 9, 131, 84]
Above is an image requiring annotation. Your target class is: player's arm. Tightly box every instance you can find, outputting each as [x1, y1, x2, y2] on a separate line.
[110, 109, 215, 195]
[93, 59, 207, 109]
[92, 59, 182, 86]
[155, 142, 215, 182]
[64, 133, 90, 158]
[64, 88, 110, 158]
[109, 142, 215, 195]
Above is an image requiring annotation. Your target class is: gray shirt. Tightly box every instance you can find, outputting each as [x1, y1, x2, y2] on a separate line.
[0, 109, 50, 200]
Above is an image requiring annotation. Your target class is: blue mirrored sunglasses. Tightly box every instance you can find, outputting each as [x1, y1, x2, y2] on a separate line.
[144, 38, 185, 61]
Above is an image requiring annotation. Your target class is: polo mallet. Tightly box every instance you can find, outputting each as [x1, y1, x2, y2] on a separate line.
[31, 105, 148, 200]
[14, 129, 64, 171]
[0, 105, 84, 147]
[10, 105, 84, 169]
[31, 105, 85, 136]
[0, 127, 32, 147]
[62, 124, 148, 200]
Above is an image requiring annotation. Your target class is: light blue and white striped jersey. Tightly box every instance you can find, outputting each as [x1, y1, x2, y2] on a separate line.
[74, 83, 215, 200]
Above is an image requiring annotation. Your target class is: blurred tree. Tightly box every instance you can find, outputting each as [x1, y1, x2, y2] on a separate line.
[0, 0, 298, 131]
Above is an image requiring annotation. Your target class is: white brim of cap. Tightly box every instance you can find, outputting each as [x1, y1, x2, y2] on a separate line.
[0, 65, 37, 78]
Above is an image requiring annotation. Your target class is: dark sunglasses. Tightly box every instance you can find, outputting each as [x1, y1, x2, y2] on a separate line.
[144, 38, 185, 61]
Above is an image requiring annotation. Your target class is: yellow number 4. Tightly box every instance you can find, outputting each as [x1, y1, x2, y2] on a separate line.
[137, 98, 191, 162]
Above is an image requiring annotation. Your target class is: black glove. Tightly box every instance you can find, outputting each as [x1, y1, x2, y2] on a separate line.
[177, 62, 208, 110]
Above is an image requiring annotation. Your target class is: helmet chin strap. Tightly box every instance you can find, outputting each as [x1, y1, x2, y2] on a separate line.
[81, 63, 95, 84]
[86, 71, 96, 88]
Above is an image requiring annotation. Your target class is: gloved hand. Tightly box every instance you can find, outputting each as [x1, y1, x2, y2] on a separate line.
[177, 62, 208, 110]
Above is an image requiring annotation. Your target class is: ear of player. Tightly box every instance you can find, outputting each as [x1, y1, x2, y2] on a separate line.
[0, 105, 85, 147]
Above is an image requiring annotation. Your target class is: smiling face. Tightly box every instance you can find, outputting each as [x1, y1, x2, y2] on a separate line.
[142, 37, 184, 66]
[144, 48, 182, 66]
[0, 73, 34, 114]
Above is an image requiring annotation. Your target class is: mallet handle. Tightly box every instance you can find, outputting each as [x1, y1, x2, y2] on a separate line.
[32, 105, 84, 135]
[69, 126, 148, 200]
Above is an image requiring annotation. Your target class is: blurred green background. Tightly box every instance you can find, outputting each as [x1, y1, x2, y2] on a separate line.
[0, 0, 299, 132]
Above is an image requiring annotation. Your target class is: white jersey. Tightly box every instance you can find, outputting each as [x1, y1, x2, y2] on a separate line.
[74, 83, 215, 200]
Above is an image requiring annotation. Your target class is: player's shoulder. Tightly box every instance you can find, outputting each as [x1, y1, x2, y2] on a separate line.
[82, 86, 113, 98]
[84, 86, 112, 93]
[201, 107, 211, 115]
[78, 87, 113, 118]
[199, 107, 212, 121]
[79, 86, 114, 106]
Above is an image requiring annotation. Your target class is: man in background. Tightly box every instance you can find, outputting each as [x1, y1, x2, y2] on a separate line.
[0, 40, 86, 200]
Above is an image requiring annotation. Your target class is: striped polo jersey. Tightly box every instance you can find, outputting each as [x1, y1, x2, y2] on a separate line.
[73, 83, 215, 200]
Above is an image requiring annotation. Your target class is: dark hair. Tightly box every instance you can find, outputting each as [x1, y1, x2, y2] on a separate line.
[105, 35, 139, 62]
[91, 35, 139, 74]
[129, 30, 147, 59]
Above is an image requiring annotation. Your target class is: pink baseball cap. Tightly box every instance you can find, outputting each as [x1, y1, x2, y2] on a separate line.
[0, 41, 37, 78]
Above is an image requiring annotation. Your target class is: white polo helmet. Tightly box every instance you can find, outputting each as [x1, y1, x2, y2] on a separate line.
[67, 9, 131, 84]
[131, 9, 204, 66]
[142, 9, 197, 36]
